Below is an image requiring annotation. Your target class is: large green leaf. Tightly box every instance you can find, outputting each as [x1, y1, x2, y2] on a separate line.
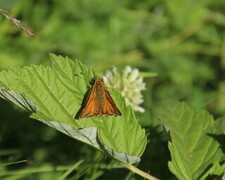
[156, 101, 225, 179]
[0, 54, 146, 164]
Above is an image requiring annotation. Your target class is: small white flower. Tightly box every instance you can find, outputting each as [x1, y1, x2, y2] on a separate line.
[103, 66, 146, 113]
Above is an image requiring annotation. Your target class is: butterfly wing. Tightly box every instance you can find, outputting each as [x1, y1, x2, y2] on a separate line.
[78, 77, 121, 118]
[79, 86, 98, 118]
[102, 89, 122, 116]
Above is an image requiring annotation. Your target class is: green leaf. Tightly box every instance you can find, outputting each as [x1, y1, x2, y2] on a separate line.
[156, 101, 225, 179]
[0, 54, 146, 164]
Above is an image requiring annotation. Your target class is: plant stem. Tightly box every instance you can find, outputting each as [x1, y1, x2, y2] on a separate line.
[0, 8, 34, 36]
[123, 163, 159, 180]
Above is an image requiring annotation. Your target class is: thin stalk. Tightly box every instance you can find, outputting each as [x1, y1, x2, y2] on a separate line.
[123, 163, 159, 180]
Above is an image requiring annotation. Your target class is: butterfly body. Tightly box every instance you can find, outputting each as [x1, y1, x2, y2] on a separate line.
[79, 77, 122, 118]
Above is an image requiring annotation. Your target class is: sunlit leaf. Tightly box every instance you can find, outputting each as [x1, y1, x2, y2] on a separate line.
[156, 101, 225, 179]
[0, 54, 147, 164]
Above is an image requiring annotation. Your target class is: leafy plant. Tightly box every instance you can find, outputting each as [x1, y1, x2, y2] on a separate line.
[1, 1, 225, 178]
[0, 54, 225, 179]
[156, 101, 225, 179]
[0, 54, 156, 179]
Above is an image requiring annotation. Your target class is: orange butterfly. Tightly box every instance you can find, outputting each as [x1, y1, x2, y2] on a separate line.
[78, 77, 122, 118]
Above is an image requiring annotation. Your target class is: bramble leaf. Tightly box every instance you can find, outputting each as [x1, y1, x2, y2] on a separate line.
[0, 54, 146, 164]
[156, 101, 225, 179]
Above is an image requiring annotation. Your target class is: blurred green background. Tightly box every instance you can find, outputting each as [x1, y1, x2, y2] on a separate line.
[0, 0, 225, 179]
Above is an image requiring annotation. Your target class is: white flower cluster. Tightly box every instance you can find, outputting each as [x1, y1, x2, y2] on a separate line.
[103, 66, 146, 113]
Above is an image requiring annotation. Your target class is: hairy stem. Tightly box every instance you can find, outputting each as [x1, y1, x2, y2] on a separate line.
[123, 163, 159, 180]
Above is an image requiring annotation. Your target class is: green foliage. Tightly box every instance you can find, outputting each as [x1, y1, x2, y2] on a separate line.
[1, 0, 225, 179]
[156, 101, 225, 179]
[0, 54, 146, 164]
